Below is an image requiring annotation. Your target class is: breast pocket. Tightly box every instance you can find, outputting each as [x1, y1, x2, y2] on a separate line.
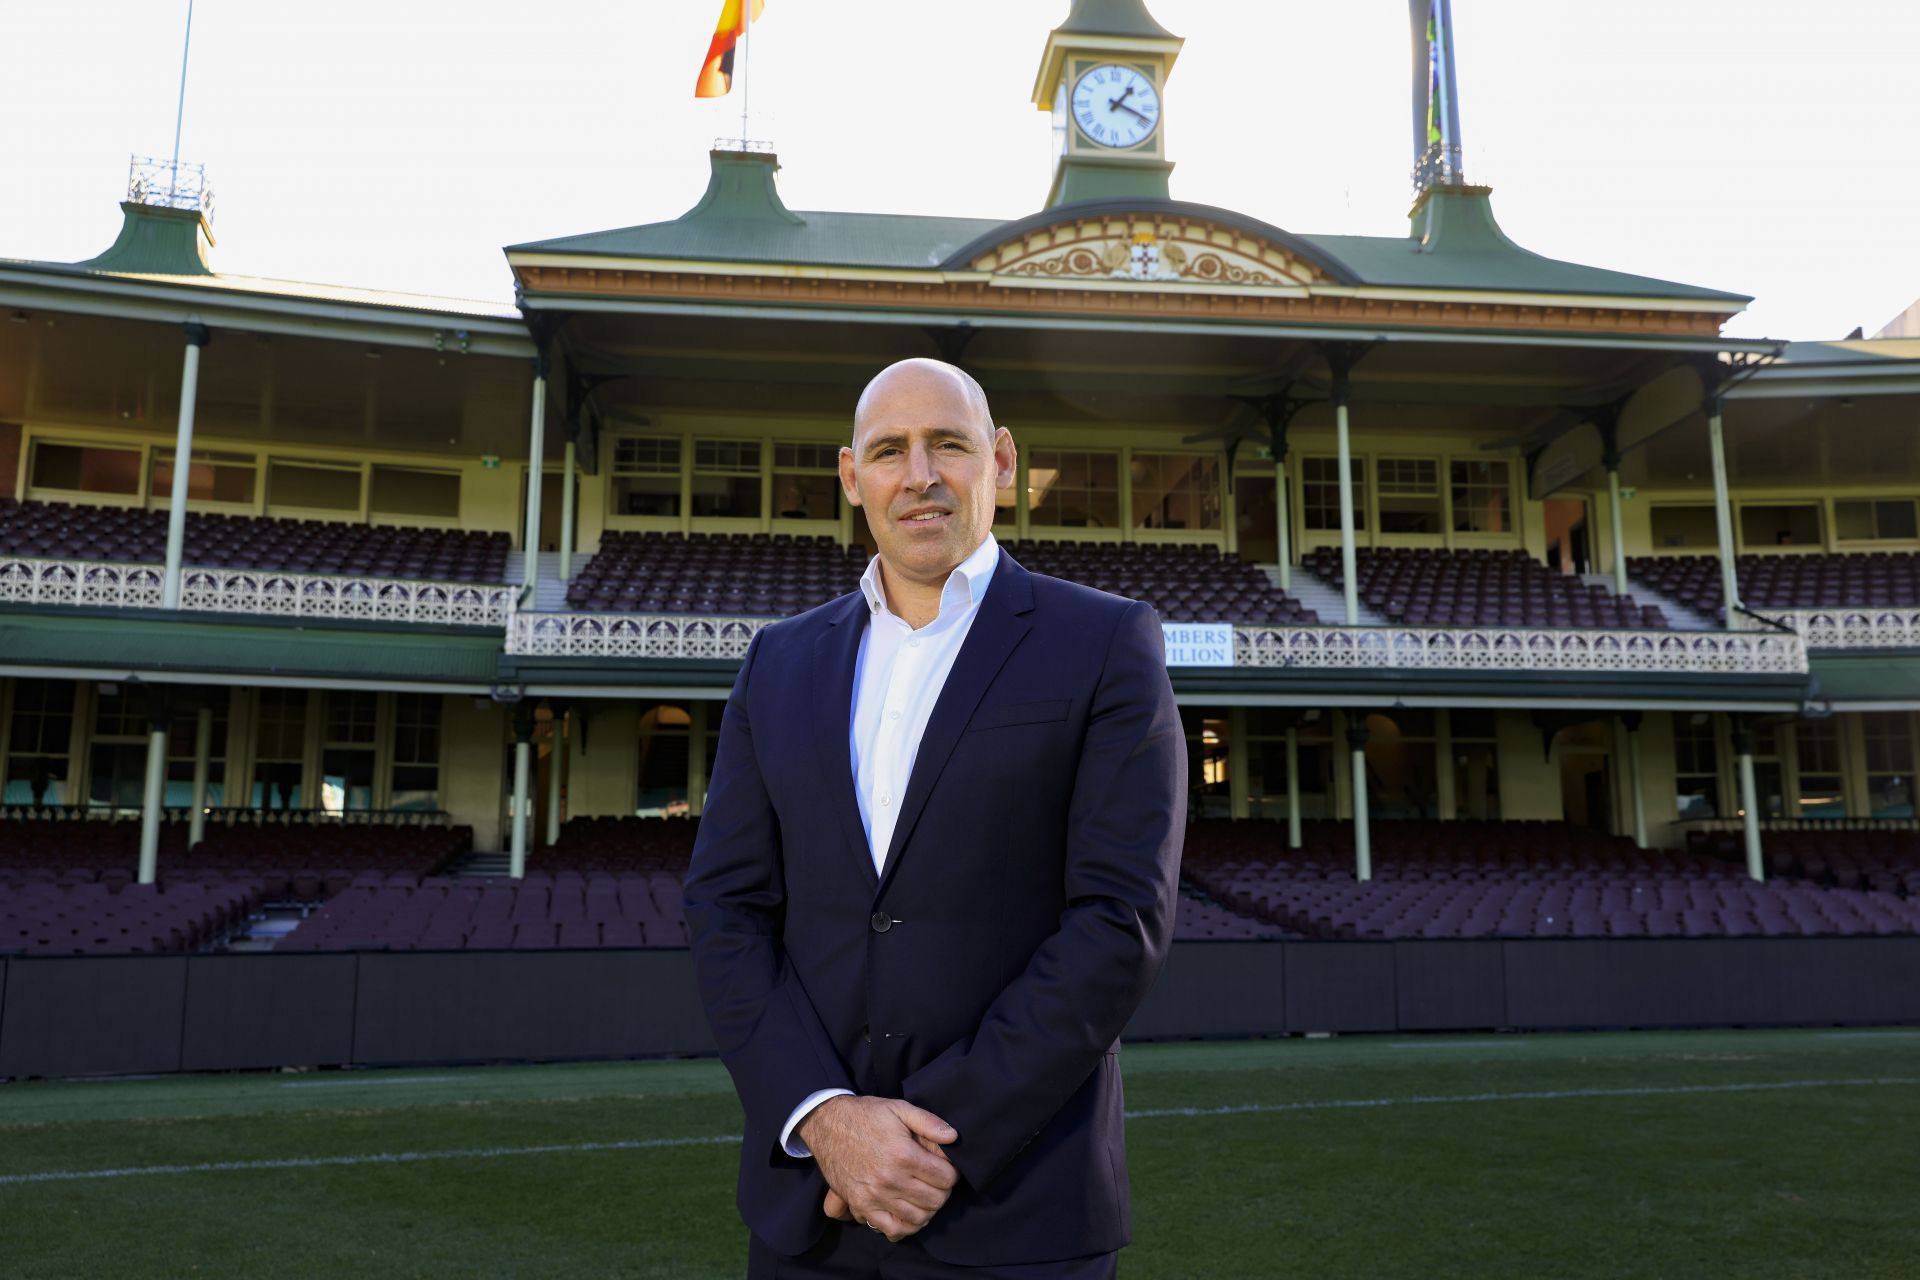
[968, 698, 1071, 731]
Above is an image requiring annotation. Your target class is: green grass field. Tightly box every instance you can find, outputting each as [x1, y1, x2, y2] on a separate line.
[1, 1028, 1916, 1278]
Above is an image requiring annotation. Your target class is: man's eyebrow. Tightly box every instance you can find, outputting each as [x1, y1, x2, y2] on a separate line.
[859, 426, 977, 456]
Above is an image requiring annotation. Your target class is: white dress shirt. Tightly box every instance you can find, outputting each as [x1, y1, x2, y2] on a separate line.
[778, 532, 1001, 1158]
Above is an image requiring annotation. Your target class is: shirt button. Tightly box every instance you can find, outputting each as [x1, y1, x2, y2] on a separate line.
[889, 709, 901, 721]
[907, 638, 920, 649]
[878, 793, 891, 808]
[870, 911, 893, 933]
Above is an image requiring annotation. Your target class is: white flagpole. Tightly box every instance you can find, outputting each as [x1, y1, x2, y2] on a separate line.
[739, 0, 751, 144]
[169, 0, 195, 200]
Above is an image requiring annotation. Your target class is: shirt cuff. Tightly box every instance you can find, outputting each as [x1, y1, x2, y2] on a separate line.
[781, 1088, 856, 1158]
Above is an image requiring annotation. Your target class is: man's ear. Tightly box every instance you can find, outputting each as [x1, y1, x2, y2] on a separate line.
[992, 427, 1016, 490]
[839, 445, 863, 507]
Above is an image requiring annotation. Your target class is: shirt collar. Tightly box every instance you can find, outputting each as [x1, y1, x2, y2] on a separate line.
[860, 532, 1000, 621]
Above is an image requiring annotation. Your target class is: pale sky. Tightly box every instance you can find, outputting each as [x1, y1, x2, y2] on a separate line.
[2, 0, 1915, 341]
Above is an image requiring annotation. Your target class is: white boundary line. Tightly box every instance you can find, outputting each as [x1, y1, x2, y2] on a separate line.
[1, 1077, 1913, 1188]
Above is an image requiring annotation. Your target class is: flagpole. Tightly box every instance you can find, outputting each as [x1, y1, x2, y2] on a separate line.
[739, 0, 751, 145]
[169, 0, 195, 201]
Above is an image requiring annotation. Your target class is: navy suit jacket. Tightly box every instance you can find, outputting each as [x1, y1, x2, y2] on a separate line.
[684, 549, 1186, 1267]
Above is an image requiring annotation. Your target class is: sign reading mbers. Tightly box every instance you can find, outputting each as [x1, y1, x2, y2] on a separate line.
[1161, 622, 1234, 668]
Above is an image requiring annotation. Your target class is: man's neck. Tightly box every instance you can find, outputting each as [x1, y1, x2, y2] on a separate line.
[877, 559, 948, 630]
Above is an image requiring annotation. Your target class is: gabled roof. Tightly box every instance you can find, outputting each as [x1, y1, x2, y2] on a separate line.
[509, 153, 1750, 308]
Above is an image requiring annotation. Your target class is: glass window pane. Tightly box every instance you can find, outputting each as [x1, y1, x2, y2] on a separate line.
[1029, 450, 1120, 528]
[691, 474, 761, 519]
[1131, 453, 1221, 531]
[1449, 460, 1511, 534]
[370, 466, 461, 518]
[1377, 457, 1441, 534]
[637, 703, 691, 818]
[1738, 503, 1821, 548]
[1877, 501, 1919, 540]
[32, 442, 142, 496]
[269, 461, 361, 511]
[152, 449, 257, 504]
[613, 437, 681, 473]
[1301, 456, 1365, 532]
[1650, 506, 1717, 549]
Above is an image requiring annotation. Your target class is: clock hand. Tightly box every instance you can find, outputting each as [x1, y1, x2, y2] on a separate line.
[1107, 85, 1135, 114]
[1115, 101, 1152, 126]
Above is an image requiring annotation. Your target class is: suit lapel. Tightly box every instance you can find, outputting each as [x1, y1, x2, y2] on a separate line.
[877, 552, 1036, 894]
[813, 592, 880, 892]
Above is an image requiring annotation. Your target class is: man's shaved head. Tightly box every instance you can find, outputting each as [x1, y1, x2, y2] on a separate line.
[839, 357, 1016, 609]
[852, 358, 993, 446]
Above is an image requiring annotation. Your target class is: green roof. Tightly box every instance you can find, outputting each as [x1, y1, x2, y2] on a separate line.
[1054, 0, 1176, 39]
[510, 153, 1749, 306]
[0, 609, 503, 686]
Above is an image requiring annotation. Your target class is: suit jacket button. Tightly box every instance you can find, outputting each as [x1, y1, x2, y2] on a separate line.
[862, 1024, 871, 1044]
[870, 911, 893, 933]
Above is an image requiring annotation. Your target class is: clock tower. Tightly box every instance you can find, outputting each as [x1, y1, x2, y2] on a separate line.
[1033, 0, 1183, 208]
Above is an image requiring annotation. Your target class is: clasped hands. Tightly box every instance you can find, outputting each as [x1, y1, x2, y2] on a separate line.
[795, 1094, 959, 1243]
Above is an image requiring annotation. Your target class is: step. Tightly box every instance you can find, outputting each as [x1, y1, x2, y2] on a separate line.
[1271, 565, 1391, 627]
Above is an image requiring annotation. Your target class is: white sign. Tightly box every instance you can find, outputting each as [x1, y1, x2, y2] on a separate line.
[1161, 622, 1235, 668]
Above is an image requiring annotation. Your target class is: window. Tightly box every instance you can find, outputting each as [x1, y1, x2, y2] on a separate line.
[1027, 450, 1119, 528]
[1740, 503, 1821, 549]
[370, 466, 461, 519]
[1181, 707, 1230, 818]
[5, 679, 75, 805]
[87, 684, 154, 811]
[1834, 499, 1919, 543]
[268, 459, 361, 512]
[1301, 456, 1365, 531]
[1650, 505, 1718, 549]
[320, 692, 377, 814]
[692, 439, 761, 519]
[612, 437, 682, 518]
[637, 703, 692, 817]
[1449, 709, 1500, 821]
[1860, 712, 1915, 818]
[1674, 714, 1719, 820]
[1245, 708, 1333, 821]
[162, 700, 228, 810]
[1793, 718, 1844, 818]
[390, 693, 442, 812]
[1132, 453, 1221, 531]
[253, 689, 307, 809]
[30, 440, 142, 497]
[151, 449, 256, 505]
[772, 442, 840, 522]
[1376, 457, 1441, 534]
[1450, 460, 1511, 534]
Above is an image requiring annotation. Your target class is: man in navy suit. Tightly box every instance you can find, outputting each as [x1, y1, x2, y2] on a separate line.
[686, 358, 1186, 1277]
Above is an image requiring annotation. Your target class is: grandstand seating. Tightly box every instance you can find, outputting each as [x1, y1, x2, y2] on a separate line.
[0, 812, 470, 902]
[565, 531, 863, 615]
[1629, 552, 1920, 620]
[0, 497, 510, 583]
[0, 877, 264, 955]
[1691, 826, 1920, 898]
[1001, 541, 1316, 624]
[1308, 547, 1667, 628]
[565, 533, 1316, 624]
[1177, 819, 1920, 939]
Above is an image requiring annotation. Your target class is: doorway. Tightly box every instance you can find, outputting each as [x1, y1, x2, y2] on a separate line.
[1234, 473, 1279, 564]
[1544, 496, 1591, 577]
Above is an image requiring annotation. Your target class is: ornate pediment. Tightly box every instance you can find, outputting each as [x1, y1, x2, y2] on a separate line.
[965, 212, 1330, 291]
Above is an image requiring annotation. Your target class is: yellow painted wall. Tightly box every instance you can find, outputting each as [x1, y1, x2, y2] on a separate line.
[571, 701, 639, 817]
[1495, 710, 1562, 821]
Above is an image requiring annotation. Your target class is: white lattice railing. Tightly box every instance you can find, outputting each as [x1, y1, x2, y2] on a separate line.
[508, 609, 774, 659]
[1232, 623, 1808, 675]
[0, 557, 513, 628]
[1738, 608, 1920, 651]
[503, 606, 1809, 676]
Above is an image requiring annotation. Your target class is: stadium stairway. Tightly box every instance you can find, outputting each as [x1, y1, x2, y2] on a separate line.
[450, 851, 514, 879]
[1271, 567, 1390, 627]
[1584, 573, 1715, 630]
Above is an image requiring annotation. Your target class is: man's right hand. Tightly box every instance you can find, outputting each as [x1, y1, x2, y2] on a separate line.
[796, 1095, 958, 1242]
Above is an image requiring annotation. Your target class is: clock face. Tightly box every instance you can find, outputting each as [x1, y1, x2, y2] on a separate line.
[1071, 63, 1159, 149]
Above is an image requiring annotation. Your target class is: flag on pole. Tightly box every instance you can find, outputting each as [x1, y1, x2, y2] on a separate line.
[695, 0, 765, 99]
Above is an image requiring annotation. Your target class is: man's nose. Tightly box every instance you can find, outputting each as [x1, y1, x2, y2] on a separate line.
[904, 443, 938, 491]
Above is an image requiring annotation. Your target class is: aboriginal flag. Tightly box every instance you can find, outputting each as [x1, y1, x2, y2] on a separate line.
[695, 0, 765, 98]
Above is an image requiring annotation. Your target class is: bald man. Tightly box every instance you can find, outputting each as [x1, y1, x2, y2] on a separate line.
[686, 359, 1186, 1278]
